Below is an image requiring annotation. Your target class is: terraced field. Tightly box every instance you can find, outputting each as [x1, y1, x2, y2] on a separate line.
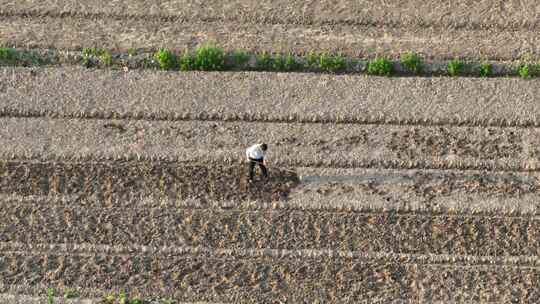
[2, 1, 540, 304]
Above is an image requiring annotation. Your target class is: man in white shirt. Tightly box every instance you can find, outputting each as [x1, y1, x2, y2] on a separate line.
[246, 143, 268, 182]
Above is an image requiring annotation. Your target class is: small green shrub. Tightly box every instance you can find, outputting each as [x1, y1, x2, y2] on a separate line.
[318, 53, 346, 73]
[64, 290, 79, 299]
[47, 288, 55, 304]
[255, 52, 274, 70]
[0, 48, 18, 64]
[400, 52, 422, 74]
[82, 47, 106, 57]
[272, 53, 301, 71]
[447, 59, 465, 76]
[131, 298, 143, 304]
[178, 50, 195, 71]
[479, 62, 492, 77]
[154, 48, 176, 70]
[367, 57, 394, 76]
[195, 44, 225, 71]
[100, 51, 113, 66]
[518, 64, 532, 79]
[104, 294, 116, 303]
[118, 292, 128, 304]
[232, 50, 250, 68]
[306, 52, 318, 68]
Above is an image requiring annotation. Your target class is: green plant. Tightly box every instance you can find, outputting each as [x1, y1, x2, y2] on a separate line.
[178, 50, 195, 71]
[47, 288, 55, 304]
[272, 53, 301, 71]
[306, 52, 318, 68]
[255, 52, 274, 70]
[118, 292, 128, 304]
[82, 47, 105, 57]
[131, 298, 143, 304]
[127, 48, 137, 56]
[154, 48, 176, 70]
[104, 294, 116, 303]
[367, 57, 394, 76]
[400, 52, 422, 74]
[318, 53, 346, 73]
[194, 44, 225, 71]
[0, 48, 18, 64]
[232, 50, 250, 67]
[479, 62, 492, 77]
[100, 51, 113, 67]
[64, 290, 79, 299]
[518, 64, 532, 79]
[447, 59, 465, 76]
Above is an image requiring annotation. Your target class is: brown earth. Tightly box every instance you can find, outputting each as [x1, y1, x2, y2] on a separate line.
[1, 1, 540, 59]
[4, 68, 540, 127]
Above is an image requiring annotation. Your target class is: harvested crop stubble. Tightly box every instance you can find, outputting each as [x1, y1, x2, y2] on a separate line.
[4, 68, 540, 127]
[1, 247, 538, 303]
[3, 199, 540, 256]
[0, 161, 299, 202]
[1, 0, 540, 59]
[1, 118, 531, 173]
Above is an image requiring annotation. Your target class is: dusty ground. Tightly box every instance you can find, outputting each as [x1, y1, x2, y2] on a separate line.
[4, 68, 540, 128]
[1, 1, 540, 59]
[2, 2, 540, 301]
[2, 66, 540, 302]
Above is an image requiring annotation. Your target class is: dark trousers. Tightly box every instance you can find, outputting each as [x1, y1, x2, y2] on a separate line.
[248, 158, 268, 180]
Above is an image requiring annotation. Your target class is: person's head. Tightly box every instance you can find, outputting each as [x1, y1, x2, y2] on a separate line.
[261, 143, 268, 151]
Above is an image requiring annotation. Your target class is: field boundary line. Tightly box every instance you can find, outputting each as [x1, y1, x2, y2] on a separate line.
[2, 195, 540, 218]
[1, 241, 539, 267]
[2, 107, 540, 129]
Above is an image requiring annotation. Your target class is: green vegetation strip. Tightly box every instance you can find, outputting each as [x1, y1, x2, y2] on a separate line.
[1, 46, 540, 78]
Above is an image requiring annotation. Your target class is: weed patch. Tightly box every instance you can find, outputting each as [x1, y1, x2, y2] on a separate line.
[154, 48, 176, 70]
[273, 54, 302, 71]
[400, 52, 422, 74]
[64, 290, 79, 299]
[0, 48, 18, 65]
[47, 288, 55, 304]
[447, 59, 465, 76]
[255, 52, 274, 71]
[479, 63, 492, 77]
[178, 50, 195, 71]
[367, 57, 394, 76]
[232, 50, 250, 68]
[195, 44, 225, 71]
[516, 62, 540, 79]
[318, 53, 346, 73]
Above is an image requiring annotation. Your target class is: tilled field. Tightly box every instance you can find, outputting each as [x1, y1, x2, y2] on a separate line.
[1, 0, 540, 59]
[2, 68, 540, 302]
[2, 2, 540, 302]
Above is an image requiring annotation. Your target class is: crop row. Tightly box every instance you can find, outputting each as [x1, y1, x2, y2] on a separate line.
[2, 201, 539, 256]
[2, 46, 540, 78]
[0, 162, 298, 202]
[4, 107, 540, 130]
[1, 249, 538, 303]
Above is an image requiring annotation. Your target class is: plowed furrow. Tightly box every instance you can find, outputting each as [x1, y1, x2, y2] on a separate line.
[3, 68, 540, 127]
[1, 0, 538, 30]
[1, 16, 538, 59]
[1, 202, 539, 256]
[1, 249, 538, 303]
[0, 162, 299, 202]
[0, 118, 530, 171]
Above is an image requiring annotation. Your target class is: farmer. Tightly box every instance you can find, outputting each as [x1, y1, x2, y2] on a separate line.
[246, 143, 268, 182]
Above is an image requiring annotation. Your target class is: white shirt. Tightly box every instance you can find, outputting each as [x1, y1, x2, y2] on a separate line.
[246, 144, 266, 160]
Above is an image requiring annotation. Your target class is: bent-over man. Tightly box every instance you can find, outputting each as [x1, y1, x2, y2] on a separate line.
[246, 143, 268, 182]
